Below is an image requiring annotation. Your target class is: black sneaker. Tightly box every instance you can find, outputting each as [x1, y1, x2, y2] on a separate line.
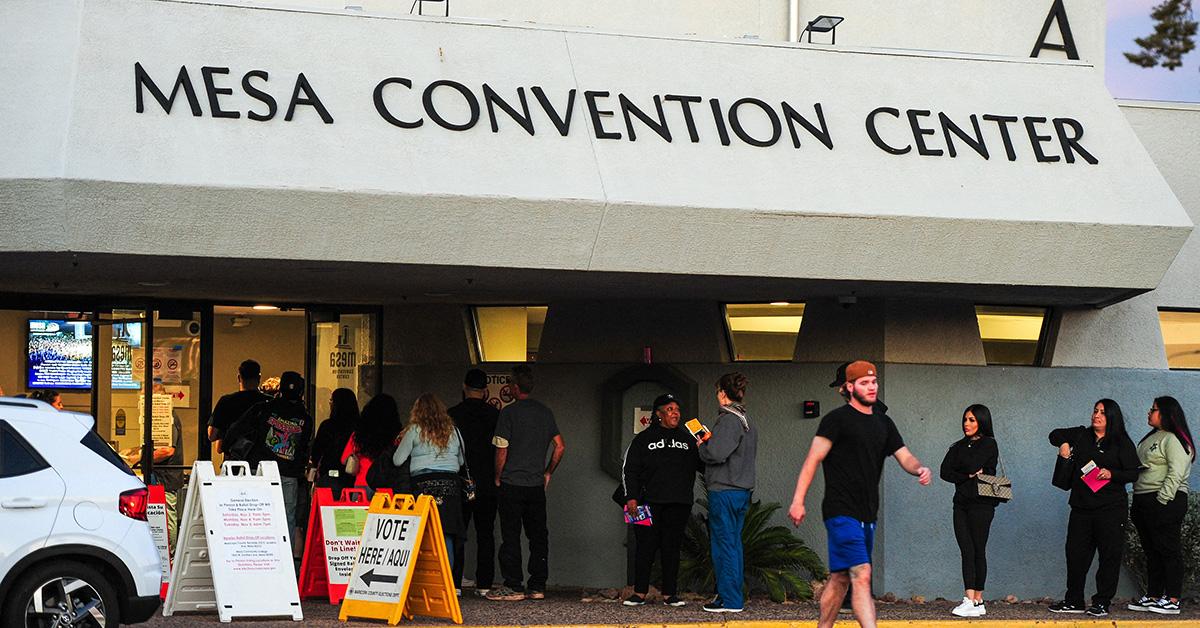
[622, 594, 646, 606]
[1149, 598, 1181, 615]
[1048, 600, 1085, 613]
[1128, 595, 1157, 611]
[1085, 603, 1109, 617]
[663, 595, 686, 607]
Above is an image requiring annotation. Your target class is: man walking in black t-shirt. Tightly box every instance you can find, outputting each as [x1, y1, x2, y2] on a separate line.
[788, 360, 931, 628]
[486, 365, 566, 602]
[207, 359, 270, 454]
[448, 368, 500, 596]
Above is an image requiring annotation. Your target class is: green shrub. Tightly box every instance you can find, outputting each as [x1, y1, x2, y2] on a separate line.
[1123, 492, 1200, 599]
[677, 497, 828, 602]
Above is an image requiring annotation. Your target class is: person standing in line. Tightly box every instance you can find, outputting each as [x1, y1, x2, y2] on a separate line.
[621, 393, 701, 608]
[486, 365, 566, 602]
[448, 369, 500, 596]
[341, 393, 403, 493]
[788, 360, 932, 628]
[939, 404, 1001, 618]
[309, 387, 359, 497]
[697, 373, 758, 614]
[1048, 398, 1141, 618]
[207, 359, 269, 454]
[30, 388, 64, 410]
[393, 393, 468, 575]
[1128, 396, 1194, 615]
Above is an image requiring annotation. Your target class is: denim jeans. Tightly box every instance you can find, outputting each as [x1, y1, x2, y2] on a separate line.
[280, 476, 299, 535]
[708, 489, 751, 609]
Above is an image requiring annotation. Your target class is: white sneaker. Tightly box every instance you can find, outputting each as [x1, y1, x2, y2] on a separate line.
[973, 601, 986, 616]
[951, 597, 975, 617]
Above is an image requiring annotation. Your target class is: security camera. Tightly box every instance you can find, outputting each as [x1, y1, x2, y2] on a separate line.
[185, 320, 201, 337]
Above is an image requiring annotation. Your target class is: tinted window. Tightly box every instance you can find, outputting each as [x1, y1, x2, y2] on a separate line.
[80, 429, 136, 476]
[0, 422, 50, 479]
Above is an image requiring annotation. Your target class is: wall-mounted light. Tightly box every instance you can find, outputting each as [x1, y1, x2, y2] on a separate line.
[803, 15, 844, 45]
[252, 305, 278, 311]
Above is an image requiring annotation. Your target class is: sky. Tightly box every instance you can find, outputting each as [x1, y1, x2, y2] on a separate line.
[1106, 0, 1200, 102]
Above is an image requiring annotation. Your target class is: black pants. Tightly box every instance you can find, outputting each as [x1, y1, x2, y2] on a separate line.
[1065, 504, 1126, 606]
[455, 490, 498, 589]
[497, 483, 548, 592]
[1131, 491, 1188, 599]
[953, 504, 995, 590]
[632, 503, 691, 596]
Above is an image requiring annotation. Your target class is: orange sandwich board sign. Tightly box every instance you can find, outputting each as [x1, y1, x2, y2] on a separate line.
[339, 492, 462, 625]
[299, 487, 379, 604]
[145, 484, 172, 599]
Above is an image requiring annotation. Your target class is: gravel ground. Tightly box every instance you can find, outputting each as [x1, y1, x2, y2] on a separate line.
[142, 590, 1200, 626]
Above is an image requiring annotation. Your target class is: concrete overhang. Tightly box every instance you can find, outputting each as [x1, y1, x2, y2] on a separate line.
[0, 0, 1192, 306]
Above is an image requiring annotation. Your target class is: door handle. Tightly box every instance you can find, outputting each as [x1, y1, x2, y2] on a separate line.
[1, 498, 48, 509]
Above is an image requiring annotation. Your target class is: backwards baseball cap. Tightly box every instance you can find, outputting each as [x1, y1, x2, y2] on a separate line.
[463, 368, 488, 390]
[844, 360, 878, 383]
[279, 371, 304, 399]
[828, 362, 852, 388]
[652, 393, 680, 413]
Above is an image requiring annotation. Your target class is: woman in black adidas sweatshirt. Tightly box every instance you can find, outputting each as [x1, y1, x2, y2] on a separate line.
[621, 393, 702, 607]
[939, 404, 1000, 618]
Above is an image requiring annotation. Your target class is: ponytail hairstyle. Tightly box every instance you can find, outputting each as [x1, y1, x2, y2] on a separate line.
[963, 404, 994, 439]
[716, 372, 748, 404]
[1155, 396, 1195, 460]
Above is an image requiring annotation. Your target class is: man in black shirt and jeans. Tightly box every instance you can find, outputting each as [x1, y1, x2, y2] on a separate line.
[207, 359, 269, 454]
[448, 368, 500, 596]
[789, 360, 931, 628]
[486, 365, 566, 602]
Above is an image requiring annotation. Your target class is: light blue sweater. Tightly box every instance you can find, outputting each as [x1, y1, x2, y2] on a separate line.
[393, 424, 465, 475]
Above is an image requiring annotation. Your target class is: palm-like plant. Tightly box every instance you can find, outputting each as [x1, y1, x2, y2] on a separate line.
[678, 497, 828, 602]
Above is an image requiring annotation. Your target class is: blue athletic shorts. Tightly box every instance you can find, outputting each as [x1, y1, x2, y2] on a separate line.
[825, 516, 876, 573]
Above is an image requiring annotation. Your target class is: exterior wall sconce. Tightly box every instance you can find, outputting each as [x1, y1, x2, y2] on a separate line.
[803, 15, 844, 45]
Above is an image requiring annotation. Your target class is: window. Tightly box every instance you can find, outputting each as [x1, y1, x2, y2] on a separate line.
[975, 305, 1048, 366]
[0, 421, 50, 479]
[472, 306, 548, 362]
[1159, 309, 1200, 370]
[724, 303, 805, 361]
[81, 428, 135, 476]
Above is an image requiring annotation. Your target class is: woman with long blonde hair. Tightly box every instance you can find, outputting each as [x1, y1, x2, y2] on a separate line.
[394, 392, 468, 578]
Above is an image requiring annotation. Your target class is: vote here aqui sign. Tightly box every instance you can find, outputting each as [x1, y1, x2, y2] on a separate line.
[344, 511, 422, 604]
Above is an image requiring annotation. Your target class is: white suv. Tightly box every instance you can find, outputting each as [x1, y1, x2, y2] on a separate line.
[0, 398, 161, 626]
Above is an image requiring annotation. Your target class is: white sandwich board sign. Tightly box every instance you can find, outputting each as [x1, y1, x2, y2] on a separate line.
[163, 461, 302, 622]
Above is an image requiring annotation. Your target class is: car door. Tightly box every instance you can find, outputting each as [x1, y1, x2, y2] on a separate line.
[0, 419, 66, 578]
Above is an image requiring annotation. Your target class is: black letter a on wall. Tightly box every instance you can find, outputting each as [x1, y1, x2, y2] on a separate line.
[1031, 0, 1080, 60]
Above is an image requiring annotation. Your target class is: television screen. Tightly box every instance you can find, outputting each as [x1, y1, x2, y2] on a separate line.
[28, 319, 93, 389]
[27, 320, 145, 390]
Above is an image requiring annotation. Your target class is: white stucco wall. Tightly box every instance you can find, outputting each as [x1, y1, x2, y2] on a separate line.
[0, 0, 1188, 296]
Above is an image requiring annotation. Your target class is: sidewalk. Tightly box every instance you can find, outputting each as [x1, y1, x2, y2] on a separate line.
[143, 590, 1200, 626]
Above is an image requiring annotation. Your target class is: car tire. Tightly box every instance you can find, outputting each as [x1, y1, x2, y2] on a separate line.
[1, 560, 122, 628]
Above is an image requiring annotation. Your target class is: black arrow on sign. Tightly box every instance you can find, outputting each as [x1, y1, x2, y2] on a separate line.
[360, 568, 399, 587]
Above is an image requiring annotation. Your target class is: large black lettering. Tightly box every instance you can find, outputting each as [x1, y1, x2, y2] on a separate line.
[482, 84, 535, 135]
[1031, 0, 1080, 60]
[938, 112, 989, 159]
[664, 94, 702, 143]
[708, 98, 731, 146]
[865, 107, 910, 155]
[373, 77, 423, 129]
[422, 80, 480, 131]
[781, 102, 833, 150]
[1023, 116, 1060, 162]
[584, 91, 621, 140]
[1053, 117, 1098, 164]
[284, 73, 334, 123]
[981, 114, 1019, 161]
[618, 94, 671, 142]
[134, 63, 202, 116]
[241, 70, 277, 122]
[200, 67, 239, 119]
[531, 86, 576, 136]
[907, 109, 943, 156]
[728, 98, 781, 147]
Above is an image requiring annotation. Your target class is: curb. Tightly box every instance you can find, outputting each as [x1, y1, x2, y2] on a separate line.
[450, 622, 1200, 628]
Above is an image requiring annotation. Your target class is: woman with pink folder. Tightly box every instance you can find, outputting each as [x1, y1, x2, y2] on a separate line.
[1047, 399, 1141, 618]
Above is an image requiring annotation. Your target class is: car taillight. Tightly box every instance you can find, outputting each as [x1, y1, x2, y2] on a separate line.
[119, 488, 148, 521]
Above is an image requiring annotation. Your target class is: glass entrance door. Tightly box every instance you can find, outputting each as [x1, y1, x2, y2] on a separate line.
[307, 311, 380, 422]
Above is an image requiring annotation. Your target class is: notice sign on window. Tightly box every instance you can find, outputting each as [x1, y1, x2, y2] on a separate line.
[344, 512, 422, 604]
[138, 393, 175, 446]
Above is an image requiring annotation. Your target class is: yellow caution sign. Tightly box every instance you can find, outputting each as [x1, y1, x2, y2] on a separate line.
[339, 492, 461, 625]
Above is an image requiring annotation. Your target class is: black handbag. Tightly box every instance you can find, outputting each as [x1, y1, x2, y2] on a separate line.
[1052, 449, 1075, 491]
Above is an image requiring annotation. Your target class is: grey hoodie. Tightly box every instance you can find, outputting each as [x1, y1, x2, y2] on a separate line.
[699, 404, 757, 491]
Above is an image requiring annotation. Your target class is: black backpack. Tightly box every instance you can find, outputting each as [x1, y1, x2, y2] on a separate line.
[223, 404, 272, 467]
[366, 443, 412, 493]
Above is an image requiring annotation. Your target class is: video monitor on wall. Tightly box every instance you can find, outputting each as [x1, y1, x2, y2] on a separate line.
[27, 319, 93, 389]
[27, 319, 144, 390]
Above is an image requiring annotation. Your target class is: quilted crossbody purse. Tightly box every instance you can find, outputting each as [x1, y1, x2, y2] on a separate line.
[976, 453, 1012, 502]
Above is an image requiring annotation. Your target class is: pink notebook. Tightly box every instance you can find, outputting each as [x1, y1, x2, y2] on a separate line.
[1080, 460, 1110, 493]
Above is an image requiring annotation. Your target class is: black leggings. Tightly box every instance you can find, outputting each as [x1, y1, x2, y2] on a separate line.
[1065, 504, 1126, 607]
[953, 504, 995, 590]
[633, 503, 691, 596]
[1131, 491, 1188, 599]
